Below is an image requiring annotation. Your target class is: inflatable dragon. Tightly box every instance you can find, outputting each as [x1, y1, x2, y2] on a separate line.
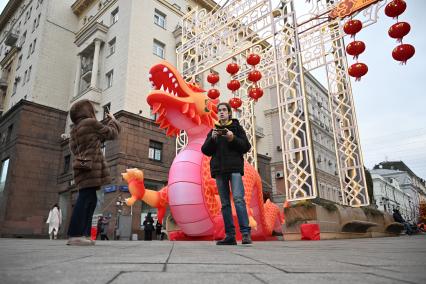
[122, 61, 283, 240]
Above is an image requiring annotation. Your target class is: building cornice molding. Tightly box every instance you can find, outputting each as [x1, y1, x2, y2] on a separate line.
[0, 0, 24, 32]
[157, 0, 184, 17]
[0, 45, 20, 68]
[72, 0, 97, 16]
[75, 21, 108, 46]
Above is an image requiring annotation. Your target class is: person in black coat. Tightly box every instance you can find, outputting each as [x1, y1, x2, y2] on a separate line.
[393, 208, 413, 235]
[201, 102, 252, 245]
[143, 212, 155, 241]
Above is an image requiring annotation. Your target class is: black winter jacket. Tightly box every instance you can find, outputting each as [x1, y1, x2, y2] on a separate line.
[201, 119, 251, 177]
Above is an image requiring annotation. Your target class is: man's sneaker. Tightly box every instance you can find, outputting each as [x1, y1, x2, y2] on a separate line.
[242, 234, 252, 245]
[66, 237, 94, 246]
[216, 236, 237, 245]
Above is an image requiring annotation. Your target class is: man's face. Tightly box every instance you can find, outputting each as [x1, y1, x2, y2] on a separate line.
[218, 105, 229, 121]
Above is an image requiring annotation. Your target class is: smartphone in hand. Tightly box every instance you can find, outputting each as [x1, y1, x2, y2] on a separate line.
[215, 128, 228, 136]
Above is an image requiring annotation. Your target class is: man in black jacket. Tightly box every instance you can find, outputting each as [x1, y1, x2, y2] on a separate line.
[201, 102, 252, 245]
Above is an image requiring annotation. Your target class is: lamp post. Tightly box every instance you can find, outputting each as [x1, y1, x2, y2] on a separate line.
[115, 195, 124, 240]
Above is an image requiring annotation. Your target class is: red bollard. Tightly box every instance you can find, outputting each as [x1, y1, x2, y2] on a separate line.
[90, 226, 97, 240]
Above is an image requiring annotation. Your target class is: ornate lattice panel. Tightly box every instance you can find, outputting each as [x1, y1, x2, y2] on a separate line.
[175, 0, 388, 205]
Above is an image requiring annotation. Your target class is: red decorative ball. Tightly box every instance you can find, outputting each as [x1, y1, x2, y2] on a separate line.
[227, 79, 241, 92]
[385, 0, 406, 18]
[388, 22, 410, 42]
[207, 73, 219, 85]
[346, 41, 366, 59]
[229, 97, 242, 109]
[248, 87, 264, 101]
[348, 63, 368, 81]
[247, 54, 261, 66]
[207, 89, 220, 99]
[392, 44, 415, 64]
[343, 19, 362, 36]
[248, 70, 262, 83]
[226, 63, 240, 75]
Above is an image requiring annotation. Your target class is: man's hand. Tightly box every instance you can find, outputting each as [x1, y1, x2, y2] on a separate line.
[225, 129, 234, 142]
[107, 113, 115, 120]
[212, 129, 219, 139]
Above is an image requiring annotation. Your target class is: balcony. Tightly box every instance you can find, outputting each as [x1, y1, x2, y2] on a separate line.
[72, 86, 102, 105]
[5, 31, 19, 46]
[255, 126, 265, 138]
[0, 46, 21, 68]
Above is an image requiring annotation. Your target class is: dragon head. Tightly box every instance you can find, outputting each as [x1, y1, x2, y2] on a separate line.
[147, 61, 218, 136]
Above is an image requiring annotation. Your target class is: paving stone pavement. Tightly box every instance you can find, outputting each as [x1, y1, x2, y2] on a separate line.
[0, 235, 425, 284]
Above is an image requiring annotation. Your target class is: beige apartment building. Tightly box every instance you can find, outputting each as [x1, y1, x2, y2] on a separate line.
[0, 0, 339, 237]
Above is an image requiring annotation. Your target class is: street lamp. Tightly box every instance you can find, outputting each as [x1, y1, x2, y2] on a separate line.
[115, 196, 124, 239]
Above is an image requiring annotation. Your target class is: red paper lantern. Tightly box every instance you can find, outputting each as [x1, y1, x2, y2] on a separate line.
[207, 73, 219, 85]
[343, 20, 362, 36]
[388, 22, 411, 42]
[345, 41, 366, 59]
[385, 0, 406, 18]
[248, 70, 262, 83]
[392, 43, 415, 64]
[226, 63, 240, 75]
[348, 63, 368, 81]
[207, 89, 220, 99]
[229, 97, 242, 109]
[248, 87, 264, 101]
[227, 79, 241, 91]
[247, 54, 261, 66]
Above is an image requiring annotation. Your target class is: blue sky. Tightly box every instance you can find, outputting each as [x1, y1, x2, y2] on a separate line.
[1, 0, 425, 178]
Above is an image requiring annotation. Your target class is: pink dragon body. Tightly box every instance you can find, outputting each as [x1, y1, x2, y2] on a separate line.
[122, 61, 283, 240]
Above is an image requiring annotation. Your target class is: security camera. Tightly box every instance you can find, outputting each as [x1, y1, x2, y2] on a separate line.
[61, 133, 70, 140]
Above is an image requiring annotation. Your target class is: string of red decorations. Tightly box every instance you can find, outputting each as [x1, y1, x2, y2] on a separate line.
[246, 53, 263, 102]
[344, 19, 368, 81]
[385, 0, 415, 64]
[207, 72, 220, 99]
[226, 62, 242, 109]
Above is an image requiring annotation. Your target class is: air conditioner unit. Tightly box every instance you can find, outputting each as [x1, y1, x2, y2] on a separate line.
[69, 179, 75, 186]
[275, 171, 284, 179]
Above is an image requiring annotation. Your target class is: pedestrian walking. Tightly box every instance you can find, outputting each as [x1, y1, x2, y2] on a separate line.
[143, 213, 155, 241]
[46, 204, 62, 240]
[66, 99, 121, 246]
[155, 221, 162, 240]
[201, 102, 252, 245]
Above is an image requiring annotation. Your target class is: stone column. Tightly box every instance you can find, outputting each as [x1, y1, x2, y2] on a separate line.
[73, 54, 82, 97]
[90, 39, 101, 89]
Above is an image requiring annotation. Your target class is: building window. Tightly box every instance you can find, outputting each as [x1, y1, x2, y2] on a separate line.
[32, 19, 37, 32]
[32, 39, 36, 53]
[23, 70, 27, 86]
[6, 124, 13, 143]
[108, 37, 116, 56]
[0, 158, 10, 193]
[150, 106, 158, 121]
[111, 8, 119, 25]
[154, 9, 166, 29]
[17, 55, 22, 69]
[27, 43, 32, 58]
[103, 103, 111, 119]
[149, 141, 163, 161]
[153, 39, 165, 59]
[63, 155, 70, 173]
[20, 31, 26, 46]
[12, 80, 18, 95]
[36, 14, 41, 27]
[106, 70, 113, 88]
[28, 7, 32, 20]
[27, 66, 32, 82]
